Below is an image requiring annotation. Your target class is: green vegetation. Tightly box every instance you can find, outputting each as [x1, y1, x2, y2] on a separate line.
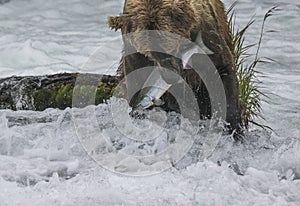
[32, 82, 117, 111]
[228, 3, 278, 129]
[0, 94, 16, 110]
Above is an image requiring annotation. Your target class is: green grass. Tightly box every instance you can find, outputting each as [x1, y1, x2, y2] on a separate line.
[227, 3, 279, 130]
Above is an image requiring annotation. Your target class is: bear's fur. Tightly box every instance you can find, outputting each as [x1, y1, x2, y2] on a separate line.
[108, 0, 242, 134]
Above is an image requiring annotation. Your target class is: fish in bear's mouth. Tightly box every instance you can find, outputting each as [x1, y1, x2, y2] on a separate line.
[131, 37, 212, 112]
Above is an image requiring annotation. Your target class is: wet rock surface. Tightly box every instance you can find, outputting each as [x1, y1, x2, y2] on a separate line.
[0, 73, 118, 111]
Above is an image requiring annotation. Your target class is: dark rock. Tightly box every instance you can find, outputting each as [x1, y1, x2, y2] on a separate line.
[0, 73, 119, 111]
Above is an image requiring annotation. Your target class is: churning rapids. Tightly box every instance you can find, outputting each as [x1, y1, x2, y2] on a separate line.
[0, 0, 299, 205]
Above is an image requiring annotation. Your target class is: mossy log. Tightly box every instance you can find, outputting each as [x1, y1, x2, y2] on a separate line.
[0, 73, 119, 111]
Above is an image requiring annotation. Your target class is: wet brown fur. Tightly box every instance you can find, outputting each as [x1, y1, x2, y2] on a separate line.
[108, 0, 242, 133]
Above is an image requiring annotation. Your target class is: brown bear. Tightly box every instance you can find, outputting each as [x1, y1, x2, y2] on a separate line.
[108, 0, 242, 136]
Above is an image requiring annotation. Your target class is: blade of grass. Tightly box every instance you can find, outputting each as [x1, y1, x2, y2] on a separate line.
[227, 3, 278, 131]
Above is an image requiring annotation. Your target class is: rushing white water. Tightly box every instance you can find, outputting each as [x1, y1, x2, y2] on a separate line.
[0, 0, 299, 205]
[0, 101, 300, 205]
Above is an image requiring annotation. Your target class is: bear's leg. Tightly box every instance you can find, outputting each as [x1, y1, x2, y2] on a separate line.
[122, 53, 155, 107]
[218, 65, 242, 138]
[182, 69, 211, 119]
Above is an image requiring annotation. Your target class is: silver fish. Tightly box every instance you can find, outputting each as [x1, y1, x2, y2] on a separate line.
[133, 68, 171, 110]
